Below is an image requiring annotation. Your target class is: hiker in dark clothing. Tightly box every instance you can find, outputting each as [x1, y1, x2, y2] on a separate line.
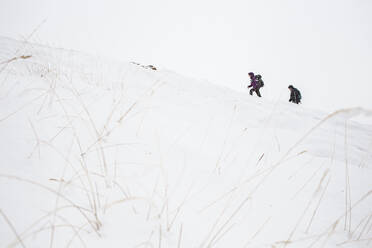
[247, 72, 262, 97]
[288, 85, 301, 104]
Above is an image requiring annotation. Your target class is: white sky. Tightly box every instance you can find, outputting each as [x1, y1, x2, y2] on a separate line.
[1, 0, 372, 112]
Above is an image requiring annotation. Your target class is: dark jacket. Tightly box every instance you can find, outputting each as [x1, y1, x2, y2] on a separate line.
[289, 88, 301, 103]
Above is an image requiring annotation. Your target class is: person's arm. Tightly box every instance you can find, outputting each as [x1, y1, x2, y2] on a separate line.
[294, 90, 300, 102]
[296, 90, 301, 101]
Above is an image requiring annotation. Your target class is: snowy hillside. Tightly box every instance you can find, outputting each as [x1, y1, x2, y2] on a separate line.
[0, 37, 372, 248]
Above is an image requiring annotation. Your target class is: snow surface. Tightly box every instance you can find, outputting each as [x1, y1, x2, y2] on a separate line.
[0, 37, 372, 248]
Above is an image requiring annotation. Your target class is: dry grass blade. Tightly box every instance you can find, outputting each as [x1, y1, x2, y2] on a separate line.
[344, 120, 352, 232]
[206, 196, 251, 248]
[0, 174, 101, 237]
[0, 209, 27, 248]
[305, 174, 331, 233]
[284, 169, 330, 247]
[6, 204, 90, 248]
[0, 19, 45, 74]
[50, 164, 70, 248]
[0, 92, 47, 122]
[0, 55, 32, 65]
[280, 108, 372, 166]
[158, 225, 162, 248]
[209, 223, 235, 247]
[251, 217, 271, 240]
[200, 193, 236, 248]
[291, 163, 323, 199]
[52, 214, 88, 248]
[357, 213, 372, 240]
[309, 190, 372, 247]
[177, 224, 183, 248]
[104, 197, 150, 210]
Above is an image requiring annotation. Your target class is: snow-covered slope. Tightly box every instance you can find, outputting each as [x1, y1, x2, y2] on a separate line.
[0, 37, 372, 248]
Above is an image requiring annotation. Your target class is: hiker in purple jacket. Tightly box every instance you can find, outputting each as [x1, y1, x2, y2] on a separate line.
[247, 72, 262, 97]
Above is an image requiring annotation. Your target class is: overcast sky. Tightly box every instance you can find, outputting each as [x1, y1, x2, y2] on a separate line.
[1, 0, 371, 112]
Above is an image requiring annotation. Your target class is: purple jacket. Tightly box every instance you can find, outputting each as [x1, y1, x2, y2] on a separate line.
[249, 78, 259, 89]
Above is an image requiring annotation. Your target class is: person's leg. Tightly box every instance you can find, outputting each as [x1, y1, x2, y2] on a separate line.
[249, 88, 254, 95]
[256, 88, 261, 97]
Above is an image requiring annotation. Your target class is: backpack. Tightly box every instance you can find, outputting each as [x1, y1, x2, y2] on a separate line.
[255, 75, 264, 87]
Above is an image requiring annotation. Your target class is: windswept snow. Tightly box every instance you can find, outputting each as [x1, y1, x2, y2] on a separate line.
[0, 37, 372, 248]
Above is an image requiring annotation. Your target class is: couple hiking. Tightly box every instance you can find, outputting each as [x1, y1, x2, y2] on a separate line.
[247, 72, 301, 104]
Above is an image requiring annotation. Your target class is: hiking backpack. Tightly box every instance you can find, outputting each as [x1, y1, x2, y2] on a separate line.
[255, 75, 264, 87]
